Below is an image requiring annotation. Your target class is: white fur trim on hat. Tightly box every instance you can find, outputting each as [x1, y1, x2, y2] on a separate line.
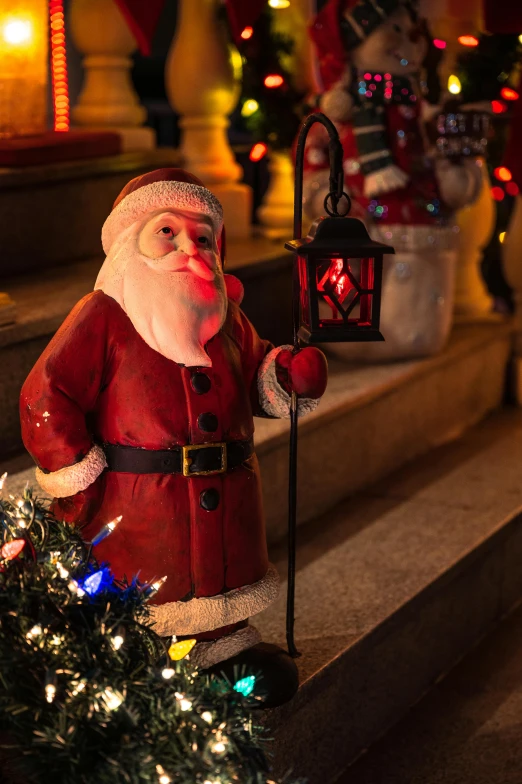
[35, 444, 107, 498]
[257, 346, 321, 419]
[190, 625, 262, 669]
[101, 181, 224, 255]
[148, 563, 280, 637]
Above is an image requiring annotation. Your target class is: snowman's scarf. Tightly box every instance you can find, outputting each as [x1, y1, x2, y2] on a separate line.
[351, 73, 417, 180]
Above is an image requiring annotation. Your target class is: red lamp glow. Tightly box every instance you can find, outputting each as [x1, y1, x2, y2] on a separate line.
[264, 74, 284, 88]
[500, 87, 519, 101]
[491, 100, 507, 114]
[241, 26, 253, 40]
[458, 35, 479, 46]
[249, 142, 268, 162]
[49, 0, 69, 132]
[1, 539, 25, 560]
[494, 166, 512, 182]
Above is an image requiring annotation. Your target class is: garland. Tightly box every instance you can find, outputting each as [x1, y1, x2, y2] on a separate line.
[0, 478, 294, 784]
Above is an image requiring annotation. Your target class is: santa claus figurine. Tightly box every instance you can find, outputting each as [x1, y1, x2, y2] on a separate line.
[20, 169, 327, 707]
[302, 0, 483, 361]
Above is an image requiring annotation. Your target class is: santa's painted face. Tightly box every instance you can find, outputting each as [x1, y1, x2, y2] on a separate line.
[95, 208, 227, 368]
[352, 6, 428, 76]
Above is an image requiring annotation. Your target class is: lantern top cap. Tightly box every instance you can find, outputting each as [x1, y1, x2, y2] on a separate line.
[285, 216, 395, 256]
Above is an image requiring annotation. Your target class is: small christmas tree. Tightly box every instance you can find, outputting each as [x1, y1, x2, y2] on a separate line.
[236, 8, 307, 153]
[0, 479, 291, 784]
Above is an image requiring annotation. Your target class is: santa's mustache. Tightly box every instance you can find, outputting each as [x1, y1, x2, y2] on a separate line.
[153, 250, 217, 282]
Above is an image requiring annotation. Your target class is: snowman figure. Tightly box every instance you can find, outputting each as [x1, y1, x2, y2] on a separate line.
[302, 0, 482, 361]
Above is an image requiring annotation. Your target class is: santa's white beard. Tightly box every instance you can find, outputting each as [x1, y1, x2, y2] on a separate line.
[95, 229, 227, 367]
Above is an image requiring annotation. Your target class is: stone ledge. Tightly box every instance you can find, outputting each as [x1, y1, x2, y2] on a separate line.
[257, 409, 522, 782]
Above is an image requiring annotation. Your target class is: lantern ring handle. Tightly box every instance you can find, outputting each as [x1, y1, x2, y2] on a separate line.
[324, 191, 352, 218]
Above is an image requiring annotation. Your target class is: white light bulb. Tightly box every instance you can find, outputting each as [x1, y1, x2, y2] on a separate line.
[2, 19, 32, 45]
[45, 683, 56, 703]
[0, 472, 7, 492]
[201, 711, 213, 723]
[155, 765, 171, 784]
[161, 667, 175, 680]
[26, 624, 42, 640]
[112, 634, 124, 651]
[102, 687, 124, 711]
[175, 692, 192, 711]
[56, 562, 70, 579]
[107, 515, 122, 532]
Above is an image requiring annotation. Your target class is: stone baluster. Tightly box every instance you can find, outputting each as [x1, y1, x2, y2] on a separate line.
[258, 0, 318, 240]
[69, 0, 155, 151]
[453, 159, 496, 320]
[165, 0, 251, 239]
[502, 194, 522, 402]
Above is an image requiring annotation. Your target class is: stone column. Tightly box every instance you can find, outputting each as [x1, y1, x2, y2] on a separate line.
[453, 159, 496, 320]
[258, 0, 318, 240]
[69, 0, 155, 151]
[502, 195, 522, 402]
[165, 0, 252, 239]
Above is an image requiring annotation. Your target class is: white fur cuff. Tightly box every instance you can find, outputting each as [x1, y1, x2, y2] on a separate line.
[190, 625, 261, 669]
[257, 346, 320, 419]
[149, 564, 280, 637]
[35, 444, 107, 498]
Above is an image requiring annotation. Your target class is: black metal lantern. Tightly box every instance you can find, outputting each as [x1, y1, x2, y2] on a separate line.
[285, 116, 394, 344]
[284, 113, 396, 659]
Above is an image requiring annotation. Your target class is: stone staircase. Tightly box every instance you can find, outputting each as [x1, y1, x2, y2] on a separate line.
[4, 289, 518, 783]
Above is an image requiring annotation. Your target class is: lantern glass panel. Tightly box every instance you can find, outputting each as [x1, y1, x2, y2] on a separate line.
[298, 255, 310, 330]
[315, 256, 375, 329]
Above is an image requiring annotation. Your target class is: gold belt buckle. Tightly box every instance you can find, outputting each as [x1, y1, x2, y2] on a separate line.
[182, 442, 228, 477]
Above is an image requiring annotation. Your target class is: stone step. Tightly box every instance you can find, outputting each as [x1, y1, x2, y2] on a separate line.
[340, 601, 522, 784]
[4, 322, 512, 543]
[256, 408, 522, 783]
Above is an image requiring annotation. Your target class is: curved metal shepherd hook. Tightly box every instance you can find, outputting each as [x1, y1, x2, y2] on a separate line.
[286, 113, 351, 658]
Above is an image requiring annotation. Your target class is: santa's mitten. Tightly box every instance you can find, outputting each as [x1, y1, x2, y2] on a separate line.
[257, 345, 328, 419]
[364, 164, 410, 198]
[275, 347, 328, 399]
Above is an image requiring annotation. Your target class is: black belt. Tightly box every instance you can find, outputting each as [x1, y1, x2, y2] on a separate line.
[103, 439, 254, 477]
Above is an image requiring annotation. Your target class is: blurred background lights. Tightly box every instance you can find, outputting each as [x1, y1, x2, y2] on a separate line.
[448, 74, 462, 95]
[2, 18, 32, 45]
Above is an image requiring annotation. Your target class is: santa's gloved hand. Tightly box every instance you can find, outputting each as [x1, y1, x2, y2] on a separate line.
[275, 347, 328, 399]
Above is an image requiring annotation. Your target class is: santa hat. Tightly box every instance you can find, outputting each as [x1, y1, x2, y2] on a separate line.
[310, 0, 416, 121]
[101, 168, 225, 259]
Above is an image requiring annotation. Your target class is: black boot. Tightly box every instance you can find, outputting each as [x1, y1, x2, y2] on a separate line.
[205, 642, 299, 709]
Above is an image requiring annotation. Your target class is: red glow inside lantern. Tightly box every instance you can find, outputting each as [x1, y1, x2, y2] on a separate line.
[249, 142, 268, 162]
[500, 87, 519, 101]
[1, 539, 25, 560]
[458, 35, 479, 46]
[286, 217, 392, 343]
[264, 74, 284, 88]
[491, 100, 507, 114]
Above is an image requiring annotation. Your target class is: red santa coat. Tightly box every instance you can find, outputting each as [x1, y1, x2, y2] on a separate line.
[20, 289, 291, 637]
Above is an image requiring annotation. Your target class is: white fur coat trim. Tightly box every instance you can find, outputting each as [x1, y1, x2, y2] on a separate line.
[257, 346, 320, 419]
[190, 626, 261, 669]
[35, 444, 107, 498]
[102, 181, 224, 254]
[149, 563, 280, 637]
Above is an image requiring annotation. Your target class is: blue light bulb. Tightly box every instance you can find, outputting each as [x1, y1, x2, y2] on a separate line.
[83, 570, 104, 596]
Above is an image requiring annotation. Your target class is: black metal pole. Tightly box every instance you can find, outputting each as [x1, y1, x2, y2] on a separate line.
[286, 113, 345, 658]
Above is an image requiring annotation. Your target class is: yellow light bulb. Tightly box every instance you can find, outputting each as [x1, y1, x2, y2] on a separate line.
[448, 74, 462, 95]
[519, 34, 522, 44]
[268, 0, 291, 7]
[499, 231, 506, 243]
[2, 19, 32, 45]
[168, 638, 196, 661]
[242, 99, 259, 118]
